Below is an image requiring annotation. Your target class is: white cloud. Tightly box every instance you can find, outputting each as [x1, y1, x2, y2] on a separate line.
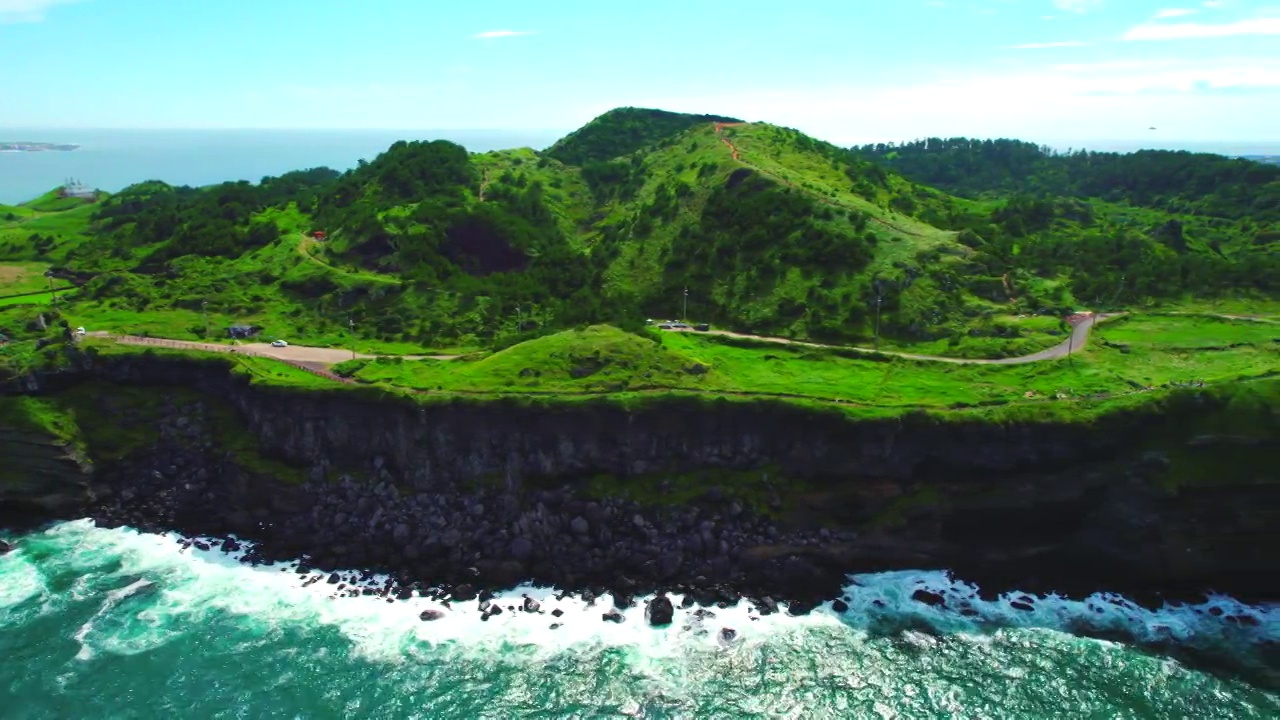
[1125, 16, 1280, 40]
[0, 0, 81, 23]
[1202, 0, 1225, 7]
[472, 30, 537, 39]
[1011, 41, 1088, 48]
[1053, 0, 1102, 13]
[606, 56, 1280, 144]
[1154, 8, 1198, 18]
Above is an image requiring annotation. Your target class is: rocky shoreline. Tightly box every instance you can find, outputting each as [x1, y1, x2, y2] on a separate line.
[90, 459, 858, 622]
[4, 356, 1277, 625]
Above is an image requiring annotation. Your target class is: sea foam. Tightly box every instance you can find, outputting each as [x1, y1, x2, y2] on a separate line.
[13, 521, 1278, 669]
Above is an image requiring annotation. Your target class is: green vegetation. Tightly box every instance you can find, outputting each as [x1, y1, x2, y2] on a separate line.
[852, 138, 1278, 311]
[0, 379, 307, 482]
[341, 319, 1277, 417]
[544, 107, 740, 166]
[0, 261, 68, 296]
[0, 106, 1274, 371]
[852, 138, 1280, 221]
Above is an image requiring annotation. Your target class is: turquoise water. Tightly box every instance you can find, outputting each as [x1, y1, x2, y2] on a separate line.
[2, 520, 1276, 719]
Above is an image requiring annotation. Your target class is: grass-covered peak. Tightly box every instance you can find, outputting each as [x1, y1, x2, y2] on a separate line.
[544, 107, 741, 166]
[356, 325, 715, 393]
[458, 324, 711, 390]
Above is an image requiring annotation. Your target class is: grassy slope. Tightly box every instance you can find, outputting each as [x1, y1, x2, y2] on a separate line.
[471, 148, 597, 251]
[544, 107, 741, 166]
[0, 260, 65, 296]
[0, 199, 98, 263]
[348, 318, 1279, 412]
[723, 123, 954, 246]
[596, 123, 736, 300]
[1, 115, 1274, 360]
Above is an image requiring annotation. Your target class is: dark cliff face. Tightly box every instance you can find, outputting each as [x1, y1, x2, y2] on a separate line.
[234, 391, 1119, 488]
[6, 353, 1279, 604]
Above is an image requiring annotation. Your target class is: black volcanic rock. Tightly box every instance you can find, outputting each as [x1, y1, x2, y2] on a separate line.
[646, 595, 674, 627]
[912, 589, 947, 608]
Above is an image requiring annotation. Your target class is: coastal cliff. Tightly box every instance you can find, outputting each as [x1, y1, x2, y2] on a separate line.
[2, 351, 1277, 607]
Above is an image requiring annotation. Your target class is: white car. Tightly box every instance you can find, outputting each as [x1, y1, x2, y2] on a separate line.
[75, 326, 86, 335]
[271, 340, 289, 347]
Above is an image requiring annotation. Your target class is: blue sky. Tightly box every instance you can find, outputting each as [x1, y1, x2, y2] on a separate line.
[1, 0, 1278, 144]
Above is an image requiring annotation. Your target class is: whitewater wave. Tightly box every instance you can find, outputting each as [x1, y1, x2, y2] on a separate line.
[0, 541, 48, 613]
[7, 521, 1277, 670]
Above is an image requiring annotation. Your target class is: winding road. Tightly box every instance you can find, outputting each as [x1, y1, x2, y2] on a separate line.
[673, 312, 1117, 365]
[87, 312, 1114, 370]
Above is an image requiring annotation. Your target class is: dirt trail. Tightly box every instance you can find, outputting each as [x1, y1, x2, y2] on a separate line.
[714, 121, 745, 160]
[710, 122, 938, 240]
[672, 312, 1117, 365]
[293, 233, 401, 285]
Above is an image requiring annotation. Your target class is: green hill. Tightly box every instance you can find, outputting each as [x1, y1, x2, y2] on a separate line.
[0, 108, 1275, 358]
[544, 107, 741, 166]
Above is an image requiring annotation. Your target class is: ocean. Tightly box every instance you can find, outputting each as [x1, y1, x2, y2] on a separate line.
[1, 130, 1275, 207]
[0, 129, 563, 205]
[1, 520, 1275, 718]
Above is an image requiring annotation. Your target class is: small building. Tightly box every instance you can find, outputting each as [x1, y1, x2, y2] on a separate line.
[312, 231, 327, 241]
[60, 178, 96, 200]
[227, 324, 261, 339]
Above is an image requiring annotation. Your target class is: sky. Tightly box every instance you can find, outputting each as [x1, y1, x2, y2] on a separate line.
[1, 0, 1278, 146]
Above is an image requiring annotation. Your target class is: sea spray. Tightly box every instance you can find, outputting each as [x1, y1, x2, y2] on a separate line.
[1, 521, 1276, 717]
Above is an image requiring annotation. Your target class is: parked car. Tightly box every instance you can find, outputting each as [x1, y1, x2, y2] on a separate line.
[693, 323, 710, 332]
[271, 340, 289, 347]
[656, 323, 674, 329]
[670, 322, 690, 329]
[75, 326, 86, 335]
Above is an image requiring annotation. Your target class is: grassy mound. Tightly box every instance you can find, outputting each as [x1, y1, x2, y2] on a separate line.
[355, 325, 714, 393]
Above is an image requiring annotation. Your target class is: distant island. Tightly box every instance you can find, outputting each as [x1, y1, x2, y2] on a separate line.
[1241, 155, 1280, 166]
[0, 142, 79, 153]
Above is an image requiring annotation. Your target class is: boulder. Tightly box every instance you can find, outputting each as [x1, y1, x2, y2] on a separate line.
[418, 609, 445, 622]
[646, 595, 675, 627]
[551, 608, 564, 618]
[522, 596, 541, 613]
[509, 537, 534, 560]
[570, 516, 589, 535]
[327, 573, 340, 585]
[719, 627, 737, 643]
[0, 540, 12, 556]
[911, 589, 947, 608]
[602, 610, 625, 623]
[831, 599, 849, 614]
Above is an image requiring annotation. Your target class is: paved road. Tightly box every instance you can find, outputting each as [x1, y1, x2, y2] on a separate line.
[88, 314, 1114, 368]
[86, 333, 457, 364]
[672, 312, 1118, 365]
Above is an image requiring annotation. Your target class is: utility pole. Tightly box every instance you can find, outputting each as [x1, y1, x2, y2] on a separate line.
[348, 316, 356, 360]
[44, 271, 56, 304]
[201, 299, 209, 339]
[683, 287, 689, 323]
